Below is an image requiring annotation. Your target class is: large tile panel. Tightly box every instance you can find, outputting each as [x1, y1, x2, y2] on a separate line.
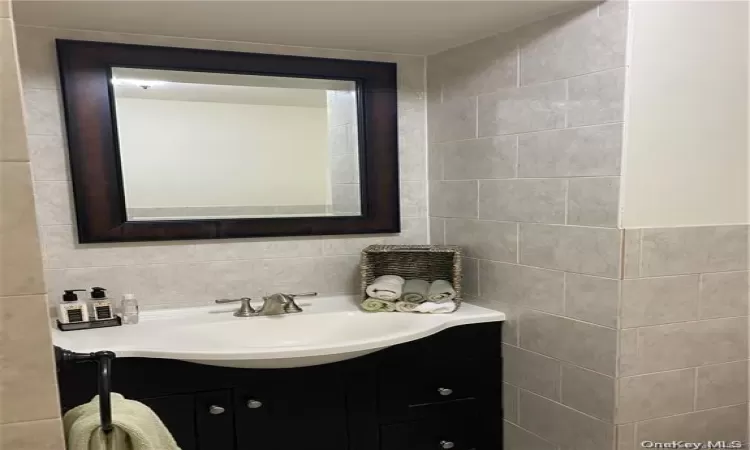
[520, 310, 617, 375]
[479, 261, 564, 314]
[444, 218, 517, 262]
[429, 96, 477, 143]
[478, 179, 566, 224]
[0, 295, 60, 424]
[566, 177, 619, 227]
[561, 364, 615, 422]
[0, 162, 46, 296]
[619, 317, 748, 376]
[436, 33, 518, 100]
[0, 20, 30, 162]
[698, 271, 749, 319]
[519, 390, 614, 450]
[0, 418, 64, 450]
[518, 124, 623, 178]
[503, 344, 561, 401]
[640, 226, 749, 276]
[441, 137, 516, 180]
[636, 404, 748, 445]
[519, 224, 621, 277]
[620, 275, 699, 328]
[695, 361, 748, 411]
[477, 82, 566, 136]
[567, 68, 625, 127]
[503, 421, 557, 450]
[429, 180, 478, 218]
[519, 4, 626, 85]
[616, 369, 695, 423]
[564, 273, 618, 328]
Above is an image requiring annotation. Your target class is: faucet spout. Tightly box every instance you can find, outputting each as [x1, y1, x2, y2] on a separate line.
[257, 292, 317, 316]
[257, 293, 290, 316]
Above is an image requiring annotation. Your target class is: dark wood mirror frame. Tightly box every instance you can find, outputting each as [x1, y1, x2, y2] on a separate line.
[56, 39, 400, 243]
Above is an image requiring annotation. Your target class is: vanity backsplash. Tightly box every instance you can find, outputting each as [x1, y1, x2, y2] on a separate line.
[17, 25, 428, 311]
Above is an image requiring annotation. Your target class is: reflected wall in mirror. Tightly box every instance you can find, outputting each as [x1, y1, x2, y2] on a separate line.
[56, 40, 399, 242]
[112, 68, 362, 220]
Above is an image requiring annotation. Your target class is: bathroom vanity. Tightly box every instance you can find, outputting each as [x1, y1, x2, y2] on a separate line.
[54, 299, 504, 450]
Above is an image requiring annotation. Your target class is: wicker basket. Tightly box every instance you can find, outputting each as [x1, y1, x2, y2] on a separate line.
[360, 245, 463, 309]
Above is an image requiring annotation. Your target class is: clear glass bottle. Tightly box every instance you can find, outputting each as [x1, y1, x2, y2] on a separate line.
[121, 293, 140, 325]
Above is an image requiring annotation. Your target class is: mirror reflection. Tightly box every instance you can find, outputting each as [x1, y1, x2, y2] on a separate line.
[111, 67, 361, 220]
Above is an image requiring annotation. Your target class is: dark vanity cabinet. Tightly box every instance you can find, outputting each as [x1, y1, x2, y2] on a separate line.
[57, 323, 503, 450]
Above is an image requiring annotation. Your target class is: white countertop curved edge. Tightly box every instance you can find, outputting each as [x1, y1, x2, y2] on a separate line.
[52, 297, 505, 367]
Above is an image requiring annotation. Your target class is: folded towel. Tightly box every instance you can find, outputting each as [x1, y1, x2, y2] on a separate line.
[366, 275, 405, 301]
[401, 279, 429, 303]
[415, 301, 457, 314]
[428, 280, 457, 303]
[64, 393, 180, 450]
[361, 298, 397, 312]
[395, 301, 420, 313]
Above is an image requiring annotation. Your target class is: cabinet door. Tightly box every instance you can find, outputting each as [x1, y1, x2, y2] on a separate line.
[140, 394, 196, 450]
[234, 367, 348, 450]
[195, 390, 236, 450]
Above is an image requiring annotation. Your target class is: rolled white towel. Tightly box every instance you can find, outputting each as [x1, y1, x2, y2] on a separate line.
[401, 279, 429, 303]
[361, 298, 397, 312]
[366, 275, 405, 301]
[428, 280, 457, 303]
[414, 301, 457, 314]
[395, 301, 420, 313]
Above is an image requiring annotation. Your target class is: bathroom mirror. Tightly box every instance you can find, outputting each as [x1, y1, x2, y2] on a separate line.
[56, 40, 399, 242]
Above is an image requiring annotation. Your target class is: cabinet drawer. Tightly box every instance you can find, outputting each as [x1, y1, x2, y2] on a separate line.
[379, 360, 492, 421]
[380, 418, 480, 450]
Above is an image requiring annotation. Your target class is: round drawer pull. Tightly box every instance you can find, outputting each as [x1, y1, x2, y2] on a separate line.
[246, 399, 263, 409]
[208, 405, 225, 415]
[440, 440, 455, 449]
[437, 387, 453, 396]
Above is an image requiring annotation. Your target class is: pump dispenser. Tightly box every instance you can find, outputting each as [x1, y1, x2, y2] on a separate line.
[58, 289, 88, 323]
[89, 287, 114, 320]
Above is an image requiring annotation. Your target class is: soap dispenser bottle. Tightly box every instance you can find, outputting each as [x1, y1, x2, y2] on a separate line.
[58, 290, 88, 324]
[89, 287, 114, 320]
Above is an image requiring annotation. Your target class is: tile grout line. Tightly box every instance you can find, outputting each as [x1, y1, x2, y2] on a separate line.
[619, 401, 750, 427]
[620, 314, 750, 331]
[619, 358, 750, 379]
[563, 179, 570, 225]
[692, 367, 699, 411]
[502, 343, 617, 379]
[516, 387, 521, 423]
[515, 44, 521, 88]
[514, 135, 520, 177]
[518, 387, 613, 424]
[516, 222, 521, 264]
[431, 121, 625, 144]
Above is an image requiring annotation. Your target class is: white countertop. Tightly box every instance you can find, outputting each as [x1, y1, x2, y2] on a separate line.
[52, 296, 505, 368]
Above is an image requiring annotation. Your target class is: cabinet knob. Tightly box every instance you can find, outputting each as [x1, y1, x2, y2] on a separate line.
[437, 387, 453, 396]
[440, 440, 455, 449]
[208, 405, 225, 415]
[246, 399, 263, 409]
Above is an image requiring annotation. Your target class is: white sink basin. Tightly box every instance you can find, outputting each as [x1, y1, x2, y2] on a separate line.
[52, 296, 505, 368]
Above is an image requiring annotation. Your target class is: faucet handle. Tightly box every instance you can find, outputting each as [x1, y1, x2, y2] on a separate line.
[282, 292, 316, 314]
[215, 297, 256, 317]
[288, 292, 318, 299]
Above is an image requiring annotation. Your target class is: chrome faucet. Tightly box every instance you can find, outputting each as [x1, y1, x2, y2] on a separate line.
[215, 292, 317, 317]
